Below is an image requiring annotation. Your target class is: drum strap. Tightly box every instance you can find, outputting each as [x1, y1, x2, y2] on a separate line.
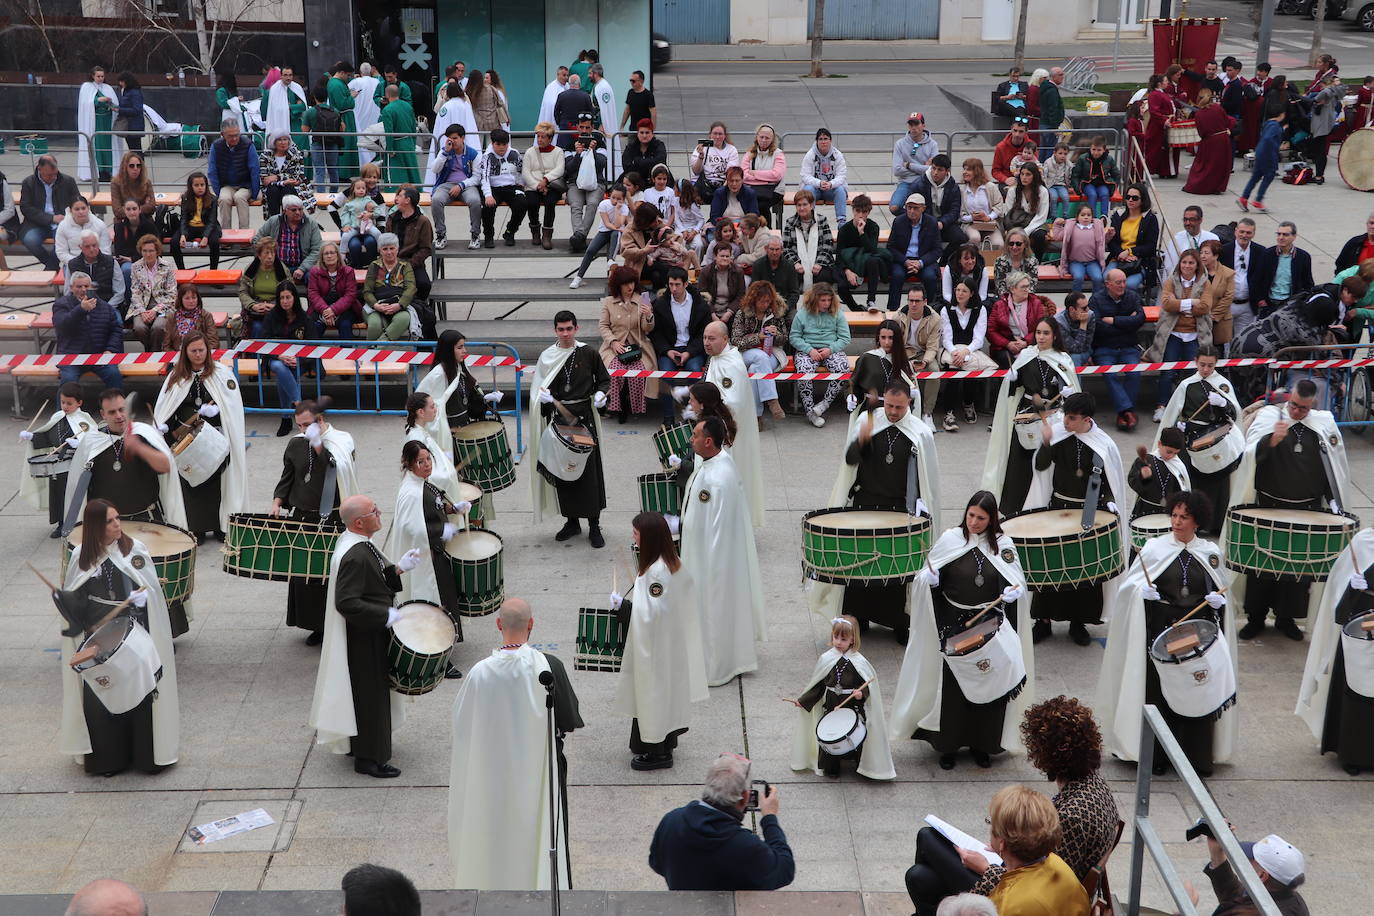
[61, 465, 94, 536]
[905, 446, 920, 516]
[320, 462, 339, 522]
[1081, 451, 1105, 530]
[1317, 440, 1344, 509]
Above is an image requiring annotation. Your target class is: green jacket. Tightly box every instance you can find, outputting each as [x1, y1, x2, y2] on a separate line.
[375, 80, 413, 106]
[1039, 79, 1065, 130]
[252, 214, 323, 275]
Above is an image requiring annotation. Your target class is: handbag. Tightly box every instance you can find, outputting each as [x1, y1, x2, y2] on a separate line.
[618, 344, 643, 365]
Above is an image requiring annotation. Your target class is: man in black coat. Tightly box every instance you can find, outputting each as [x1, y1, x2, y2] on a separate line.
[553, 75, 595, 133]
[19, 155, 80, 269]
[649, 267, 712, 423]
[1262, 220, 1315, 317]
[1335, 213, 1374, 272]
[1221, 217, 1276, 338]
[910, 153, 964, 257]
[885, 193, 942, 310]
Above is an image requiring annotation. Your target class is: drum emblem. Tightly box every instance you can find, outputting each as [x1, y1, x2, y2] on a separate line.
[1219, 384, 1229, 393]
[95, 676, 111, 689]
[564, 461, 578, 472]
[1329, 434, 1339, 446]
[1001, 548, 1016, 563]
[649, 582, 664, 597]
[1209, 554, 1219, 568]
[699, 489, 710, 502]
[79, 422, 90, 431]
[227, 379, 237, 390]
[976, 659, 992, 672]
[722, 377, 733, 388]
[132, 556, 146, 569]
[1193, 669, 1209, 684]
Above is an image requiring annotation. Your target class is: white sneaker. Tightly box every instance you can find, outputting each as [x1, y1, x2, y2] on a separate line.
[816, 397, 831, 415]
[1152, 406, 1164, 423]
[807, 406, 826, 428]
[569, 276, 583, 289]
[467, 237, 482, 250]
[434, 233, 448, 250]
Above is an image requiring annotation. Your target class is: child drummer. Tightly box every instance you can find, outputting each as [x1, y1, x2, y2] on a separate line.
[789, 615, 895, 780]
[19, 381, 96, 538]
[1127, 427, 1190, 522]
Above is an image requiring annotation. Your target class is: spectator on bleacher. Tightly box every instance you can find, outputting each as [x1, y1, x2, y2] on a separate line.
[304, 86, 343, 194]
[742, 124, 785, 227]
[649, 266, 712, 423]
[170, 172, 221, 271]
[363, 233, 416, 341]
[941, 243, 989, 305]
[704, 218, 741, 265]
[565, 129, 611, 254]
[427, 124, 482, 252]
[388, 186, 434, 308]
[998, 165, 1050, 256]
[1059, 203, 1108, 295]
[990, 120, 1036, 187]
[523, 122, 566, 251]
[53, 272, 123, 389]
[114, 72, 145, 152]
[553, 74, 594, 135]
[799, 128, 848, 226]
[893, 285, 943, 427]
[690, 122, 739, 202]
[958, 157, 1004, 249]
[1088, 268, 1147, 430]
[1146, 249, 1210, 420]
[598, 264, 657, 422]
[0, 167, 15, 268]
[912, 153, 963, 256]
[1037, 67, 1066, 160]
[837, 195, 892, 312]
[989, 271, 1050, 371]
[732, 280, 789, 421]
[338, 177, 382, 269]
[1267, 221, 1314, 314]
[254, 195, 322, 284]
[1335, 212, 1374, 272]
[736, 214, 774, 271]
[752, 236, 802, 310]
[19, 155, 80, 270]
[1054, 291, 1097, 368]
[994, 66, 1030, 119]
[54, 197, 108, 267]
[674, 180, 707, 261]
[127, 235, 178, 351]
[308, 242, 363, 340]
[1198, 240, 1234, 350]
[621, 120, 667, 185]
[783, 190, 836, 292]
[163, 283, 219, 352]
[110, 151, 155, 220]
[790, 282, 850, 427]
[993, 227, 1040, 299]
[1070, 135, 1119, 220]
[66, 230, 125, 316]
[698, 246, 747, 324]
[112, 198, 156, 291]
[709, 166, 760, 225]
[1222, 218, 1274, 341]
[239, 236, 291, 336]
[620, 202, 669, 291]
[259, 131, 314, 219]
[1104, 183, 1159, 293]
[641, 165, 677, 225]
[476, 128, 530, 249]
[938, 278, 996, 431]
[208, 120, 261, 231]
[1162, 205, 1218, 278]
[569, 183, 629, 289]
[886, 193, 941, 311]
[890, 112, 940, 216]
[262, 279, 316, 411]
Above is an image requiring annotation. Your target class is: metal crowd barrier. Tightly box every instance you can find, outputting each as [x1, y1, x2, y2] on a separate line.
[0, 129, 100, 195]
[1265, 342, 1374, 428]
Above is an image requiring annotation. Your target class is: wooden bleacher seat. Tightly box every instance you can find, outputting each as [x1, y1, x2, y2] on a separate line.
[192, 270, 242, 286]
[221, 229, 254, 246]
[322, 358, 409, 379]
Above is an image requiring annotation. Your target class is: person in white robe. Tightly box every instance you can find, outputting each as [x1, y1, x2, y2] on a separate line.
[538, 68, 571, 126]
[791, 614, 895, 780]
[403, 392, 467, 506]
[20, 382, 97, 531]
[349, 64, 382, 165]
[588, 64, 620, 175]
[265, 71, 308, 146]
[693, 321, 763, 526]
[432, 89, 478, 145]
[77, 71, 121, 181]
[1152, 344, 1243, 533]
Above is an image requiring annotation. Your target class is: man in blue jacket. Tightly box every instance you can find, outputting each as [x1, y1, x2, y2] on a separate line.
[649, 754, 795, 891]
[53, 271, 124, 390]
[427, 124, 481, 251]
[1087, 268, 1147, 430]
[207, 120, 261, 230]
[886, 193, 942, 310]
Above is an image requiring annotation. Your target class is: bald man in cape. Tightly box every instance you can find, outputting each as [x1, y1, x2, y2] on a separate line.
[700, 320, 765, 526]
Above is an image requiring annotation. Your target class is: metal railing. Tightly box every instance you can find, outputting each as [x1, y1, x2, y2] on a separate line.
[0, 129, 100, 195]
[1129, 705, 1282, 916]
[1266, 342, 1374, 427]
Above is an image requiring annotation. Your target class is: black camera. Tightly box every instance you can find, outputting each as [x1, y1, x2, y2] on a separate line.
[698, 138, 710, 148]
[1185, 818, 1215, 842]
[745, 779, 769, 811]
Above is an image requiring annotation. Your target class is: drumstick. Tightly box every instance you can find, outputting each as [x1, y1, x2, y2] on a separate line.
[1172, 585, 1229, 627]
[962, 596, 1006, 631]
[1186, 399, 1213, 422]
[23, 409, 46, 432]
[551, 397, 578, 425]
[834, 677, 874, 711]
[26, 561, 60, 594]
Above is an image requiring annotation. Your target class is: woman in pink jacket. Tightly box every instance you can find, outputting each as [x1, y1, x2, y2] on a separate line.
[1057, 203, 1107, 294]
[306, 242, 363, 339]
[742, 123, 786, 227]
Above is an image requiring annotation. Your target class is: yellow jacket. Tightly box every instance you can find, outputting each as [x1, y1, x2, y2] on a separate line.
[989, 853, 1089, 916]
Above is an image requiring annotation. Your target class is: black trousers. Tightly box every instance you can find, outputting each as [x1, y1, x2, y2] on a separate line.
[630, 720, 685, 756]
[905, 827, 979, 916]
[171, 227, 221, 270]
[752, 188, 782, 226]
[837, 259, 887, 310]
[1305, 134, 1330, 178]
[481, 186, 531, 239]
[527, 187, 563, 228]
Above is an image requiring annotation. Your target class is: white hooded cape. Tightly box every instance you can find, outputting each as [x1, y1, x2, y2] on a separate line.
[791, 648, 896, 780]
[526, 342, 602, 524]
[76, 81, 121, 181]
[1095, 534, 1237, 763]
[349, 75, 382, 164]
[404, 426, 462, 505]
[265, 79, 307, 141]
[290, 425, 360, 506]
[981, 346, 1078, 503]
[59, 537, 179, 765]
[64, 423, 188, 532]
[1295, 528, 1374, 739]
[888, 528, 1035, 752]
[432, 97, 478, 142]
[1025, 418, 1127, 515]
[590, 76, 620, 173]
[682, 451, 766, 685]
[843, 350, 919, 440]
[154, 362, 248, 531]
[382, 471, 444, 608]
[308, 529, 407, 753]
[538, 77, 569, 126]
[22, 407, 97, 510]
[416, 365, 463, 463]
[613, 559, 709, 742]
[449, 644, 569, 890]
[706, 346, 764, 527]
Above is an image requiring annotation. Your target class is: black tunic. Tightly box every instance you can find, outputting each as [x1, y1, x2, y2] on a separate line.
[538, 346, 611, 520]
[421, 480, 461, 639]
[33, 415, 78, 525]
[799, 656, 870, 772]
[88, 434, 163, 519]
[842, 425, 918, 630]
[274, 436, 343, 633]
[1177, 379, 1240, 527]
[915, 548, 1016, 754]
[1321, 564, 1374, 767]
[1032, 433, 1115, 625]
[162, 375, 229, 535]
[850, 353, 898, 407]
[334, 540, 403, 763]
[1001, 357, 1068, 516]
[445, 365, 496, 432]
[1128, 454, 1184, 521]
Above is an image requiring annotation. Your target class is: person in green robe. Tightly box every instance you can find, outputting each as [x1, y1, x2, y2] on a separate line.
[379, 85, 420, 187]
[375, 65, 413, 108]
[327, 61, 359, 177]
[85, 68, 118, 181]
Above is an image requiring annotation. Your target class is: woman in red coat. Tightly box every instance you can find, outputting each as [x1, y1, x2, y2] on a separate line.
[987, 272, 1051, 369]
[1183, 91, 1237, 195]
[1353, 76, 1374, 132]
[1144, 74, 1179, 179]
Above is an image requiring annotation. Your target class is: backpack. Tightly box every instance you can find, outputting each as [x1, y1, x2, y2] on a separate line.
[313, 105, 343, 145]
[1281, 164, 1312, 185]
[1241, 81, 1260, 102]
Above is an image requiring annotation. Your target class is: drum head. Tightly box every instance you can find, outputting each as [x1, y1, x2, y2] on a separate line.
[456, 482, 483, 503]
[943, 612, 1003, 656]
[816, 706, 859, 741]
[67, 520, 194, 556]
[393, 601, 456, 652]
[1003, 508, 1116, 537]
[1231, 506, 1346, 527]
[806, 509, 922, 531]
[1150, 618, 1220, 663]
[446, 530, 502, 561]
[454, 420, 505, 442]
[1132, 514, 1172, 534]
[1341, 612, 1374, 641]
[1339, 126, 1374, 192]
[81, 614, 133, 657]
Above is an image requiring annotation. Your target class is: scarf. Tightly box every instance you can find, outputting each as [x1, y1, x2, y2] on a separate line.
[796, 219, 819, 291]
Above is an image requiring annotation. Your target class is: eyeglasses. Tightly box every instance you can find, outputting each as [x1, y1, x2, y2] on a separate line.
[1007, 241, 1025, 247]
[1125, 194, 1141, 201]
[128, 163, 143, 169]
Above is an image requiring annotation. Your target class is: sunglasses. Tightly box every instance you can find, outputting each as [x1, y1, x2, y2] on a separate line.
[1125, 195, 1141, 201]
[1007, 241, 1025, 247]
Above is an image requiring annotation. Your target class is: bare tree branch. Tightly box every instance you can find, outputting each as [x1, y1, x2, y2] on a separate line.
[108, 0, 284, 73]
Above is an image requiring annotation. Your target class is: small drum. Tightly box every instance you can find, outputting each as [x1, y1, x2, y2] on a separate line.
[28, 450, 72, 478]
[71, 615, 162, 714]
[1014, 416, 1052, 451]
[1001, 508, 1124, 590]
[1168, 119, 1201, 147]
[1186, 422, 1243, 474]
[171, 422, 230, 487]
[574, 606, 628, 672]
[1340, 611, 1374, 698]
[64, 520, 197, 607]
[452, 420, 516, 492]
[1338, 125, 1374, 192]
[653, 422, 693, 472]
[941, 610, 1027, 704]
[456, 481, 485, 527]
[801, 508, 932, 585]
[816, 706, 867, 756]
[222, 513, 343, 583]
[1148, 618, 1236, 719]
[638, 472, 681, 515]
[445, 529, 504, 617]
[537, 420, 595, 483]
[1224, 505, 1357, 582]
[386, 600, 456, 696]
[1130, 514, 1173, 551]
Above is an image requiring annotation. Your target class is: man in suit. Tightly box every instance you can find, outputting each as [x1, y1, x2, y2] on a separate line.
[1264, 221, 1315, 317]
[885, 193, 941, 311]
[650, 267, 712, 424]
[1335, 212, 1374, 272]
[910, 154, 964, 258]
[1220, 217, 1275, 345]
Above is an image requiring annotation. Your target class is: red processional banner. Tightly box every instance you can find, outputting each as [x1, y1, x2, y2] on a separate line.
[1145, 17, 1224, 101]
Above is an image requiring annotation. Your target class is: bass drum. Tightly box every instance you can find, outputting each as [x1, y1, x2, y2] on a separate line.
[1339, 126, 1374, 192]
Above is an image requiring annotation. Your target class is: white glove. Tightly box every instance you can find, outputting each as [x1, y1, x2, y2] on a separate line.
[157, 423, 169, 434]
[441, 522, 460, 541]
[609, 590, 623, 610]
[681, 407, 697, 422]
[665, 513, 681, 535]
[65, 436, 81, 448]
[1141, 584, 1161, 602]
[667, 454, 683, 469]
[1204, 591, 1226, 609]
[130, 588, 149, 608]
[304, 422, 322, 445]
[198, 404, 220, 418]
[1176, 421, 1187, 432]
[385, 607, 401, 628]
[484, 390, 504, 404]
[671, 386, 690, 403]
[455, 499, 472, 516]
[538, 389, 554, 404]
[1352, 573, 1370, 592]
[915, 498, 929, 518]
[1332, 501, 1343, 514]
[846, 393, 859, 411]
[593, 390, 607, 409]
[1001, 585, 1024, 604]
[1207, 391, 1227, 407]
[922, 567, 940, 587]
[397, 547, 423, 572]
[1107, 501, 1119, 515]
[18, 430, 33, 441]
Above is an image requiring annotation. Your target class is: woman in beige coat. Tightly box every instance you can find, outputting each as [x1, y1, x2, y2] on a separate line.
[599, 264, 658, 421]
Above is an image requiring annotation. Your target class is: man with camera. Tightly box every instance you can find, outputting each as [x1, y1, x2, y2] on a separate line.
[562, 113, 609, 251]
[1181, 824, 1309, 916]
[649, 753, 795, 891]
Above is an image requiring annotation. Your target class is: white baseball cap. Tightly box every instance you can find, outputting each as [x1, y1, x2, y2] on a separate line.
[1242, 835, 1305, 886]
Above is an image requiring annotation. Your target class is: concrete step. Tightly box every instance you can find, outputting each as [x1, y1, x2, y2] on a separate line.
[430, 277, 597, 303]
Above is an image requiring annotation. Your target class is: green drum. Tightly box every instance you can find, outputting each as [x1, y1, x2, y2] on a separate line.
[456, 481, 485, 527]
[801, 508, 931, 585]
[453, 420, 516, 492]
[1225, 505, 1357, 582]
[1001, 508, 1124, 590]
[445, 529, 504, 616]
[64, 520, 196, 607]
[652, 422, 693, 472]
[387, 600, 456, 696]
[638, 472, 682, 515]
[1129, 513, 1172, 552]
[574, 606, 628, 672]
[222, 513, 343, 583]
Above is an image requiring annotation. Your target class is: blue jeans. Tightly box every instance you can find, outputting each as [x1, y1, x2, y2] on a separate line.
[742, 347, 783, 414]
[21, 224, 58, 269]
[890, 179, 918, 214]
[888, 260, 940, 311]
[1069, 260, 1104, 294]
[1156, 335, 1198, 408]
[311, 140, 339, 192]
[814, 185, 849, 223]
[1069, 352, 1091, 368]
[58, 364, 122, 403]
[269, 359, 301, 411]
[346, 233, 378, 268]
[1105, 261, 1145, 291]
[1241, 167, 1277, 204]
[575, 229, 619, 278]
[657, 352, 705, 420]
[1047, 185, 1070, 219]
[1092, 345, 1142, 414]
[1083, 184, 1111, 218]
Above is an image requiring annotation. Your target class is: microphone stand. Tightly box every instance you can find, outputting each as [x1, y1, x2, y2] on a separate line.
[539, 669, 562, 916]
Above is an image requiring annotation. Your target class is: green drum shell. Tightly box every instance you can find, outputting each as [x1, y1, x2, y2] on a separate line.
[446, 529, 505, 617]
[1003, 509, 1124, 591]
[222, 513, 343, 583]
[574, 606, 628, 672]
[800, 508, 932, 585]
[638, 472, 682, 515]
[1224, 504, 1358, 582]
[453, 421, 516, 493]
[387, 600, 455, 696]
[653, 422, 693, 472]
[1129, 514, 1173, 552]
[63, 520, 197, 607]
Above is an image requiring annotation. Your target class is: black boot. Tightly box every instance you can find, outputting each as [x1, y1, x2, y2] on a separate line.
[555, 518, 581, 541]
[588, 522, 605, 549]
[276, 416, 293, 437]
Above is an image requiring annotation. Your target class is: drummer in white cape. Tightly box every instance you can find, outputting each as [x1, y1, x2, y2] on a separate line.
[153, 332, 248, 543]
[608, 512, 708, 771]
[681, 416, 767, 686]
[1229, 378, 1348, 642]
[56, 499, 179, 777]
[528, 310, 611, 548]
[889, 491, 1033, 770]
[417, 329, 504, 464]
[789, 614, 895, 780]
[1126, 427, 1190, 522]
[1295, 525, 1374, 775]
[309, 494, 424, 779]
[449, 598, 583, 891]
[20, 380, 96, 538]
[980, 316, 1078, 517]
[1153, 344, 1243, 533]
[271, 400, 359, 645]
[1027, 391, 1127, 647]
[845, 319, 920, 433]
[1096, 491, 1236, 776]
[402, 392, 471, 511]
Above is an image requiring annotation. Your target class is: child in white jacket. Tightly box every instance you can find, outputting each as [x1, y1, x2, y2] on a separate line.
[54, 198, 109, 264]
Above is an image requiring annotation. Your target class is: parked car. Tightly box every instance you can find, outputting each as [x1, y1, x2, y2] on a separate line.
[1278, 0, 1346, 17]
[1342, 0, 1374, 28]
[652, 32, 672, 71]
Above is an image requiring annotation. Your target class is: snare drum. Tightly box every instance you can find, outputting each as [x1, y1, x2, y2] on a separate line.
[171, 422, 230, 487]
[28, 450, 72, 478]
[452, 420, 516, 492]
[222, 513, 343, 583]
[445, 529, 504, 617]
[1168, 119, 1201, 147]
[1185, 422, 1243, 474]
[1224, 505, 1357, 582]
[1014, 416, 1051, 450]
[387, 600, 456, 696]
[816, 706, 867, 756]
[72, 615, 162, 714]
[64, 520, 197, 607]
[801, 508, 932, 585]
[1340, 612, 1374, 698]
[941, 610, 1027, 704]
[537, 420, 595, 483]
[574, 606, 628, 672]
[1130, 514, 1173, 551]
[638, 472, 682, 515]
[653, 422, 693, 472]
[456, 481, 485, 527]
[1148, 618, 1236, 719]
[1001, 508, 1123, 590]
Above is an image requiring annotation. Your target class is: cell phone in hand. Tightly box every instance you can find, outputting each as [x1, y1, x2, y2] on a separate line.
[745, 779, 769, 811]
